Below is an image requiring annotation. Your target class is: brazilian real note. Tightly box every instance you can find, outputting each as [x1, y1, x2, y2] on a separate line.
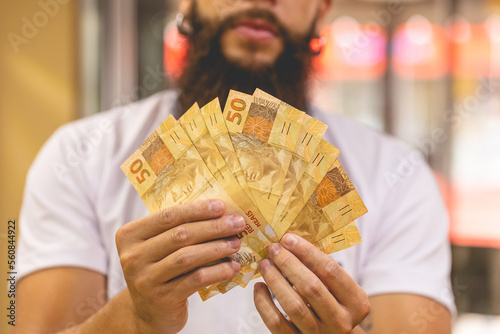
[272, 113, 328, 226]
[315, 221, 362, 254]
[223, 89, 302, 223]
[287, 159, 368, 244]
[121, 115, 272, 300]
[199, 97, 255, 202]
[178, 102, 275, 245]
[273, 139, 340, 238]
[179, 101, 276, 294]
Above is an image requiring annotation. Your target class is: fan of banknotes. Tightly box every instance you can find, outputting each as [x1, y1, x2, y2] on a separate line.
[121, 89, 368, 301]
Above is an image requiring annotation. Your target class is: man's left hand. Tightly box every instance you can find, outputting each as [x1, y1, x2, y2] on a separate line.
[254, 233, 370, 333]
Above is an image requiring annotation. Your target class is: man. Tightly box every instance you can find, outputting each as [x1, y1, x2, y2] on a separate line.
[15, 0, 455, 333]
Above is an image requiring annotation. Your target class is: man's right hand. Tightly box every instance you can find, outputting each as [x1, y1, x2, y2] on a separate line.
[115, 199, 245, 334]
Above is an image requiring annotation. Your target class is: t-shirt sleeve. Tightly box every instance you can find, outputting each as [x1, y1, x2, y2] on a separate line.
[17, 126, 108, 282]
[359, 154, 457, 316]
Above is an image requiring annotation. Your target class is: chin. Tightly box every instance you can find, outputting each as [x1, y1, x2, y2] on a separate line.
[221, 34, 283, 70]
[227, 53, 277, 70]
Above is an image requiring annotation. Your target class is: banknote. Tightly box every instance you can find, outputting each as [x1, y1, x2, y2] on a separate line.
[273, 139, 340, 239]
[250, 221, 362, 281]
[178, 102, 275, 243]
[122, 89, 368, 301]
[200, 98, 255, 202]
[279, 222, 362, 257]
[287, 159, 368, 244]
[223, 90, 301, 223]
[214, 261, 259, 296]
[179, 101, 276, 294]
[315, 221, 362, 254]
[121, 115, 272, 299]
[198, 284, 223, 301]
[272, 113, 328, 226]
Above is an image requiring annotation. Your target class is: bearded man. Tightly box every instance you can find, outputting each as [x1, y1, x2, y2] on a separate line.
[15, 0, 455, 333]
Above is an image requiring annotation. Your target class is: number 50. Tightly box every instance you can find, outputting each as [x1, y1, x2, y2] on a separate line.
[130, 159, 151, 184]
[226, 98, 245, 125]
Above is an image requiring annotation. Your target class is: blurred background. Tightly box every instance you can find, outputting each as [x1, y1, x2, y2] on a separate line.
[1, 0, 499, 333]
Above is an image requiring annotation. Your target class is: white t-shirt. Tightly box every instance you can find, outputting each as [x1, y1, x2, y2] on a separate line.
[17, 91, 456, 333]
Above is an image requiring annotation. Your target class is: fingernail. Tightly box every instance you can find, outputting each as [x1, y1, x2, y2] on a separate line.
[268, 243, 280, 257]
[227, 238, 240, 249]
[260, 259, 271, 272]
[209, 200, 224, 214]
[231, 260, 240, 272]
[283, 234, 298, 248]
[230, 215, 245, 229]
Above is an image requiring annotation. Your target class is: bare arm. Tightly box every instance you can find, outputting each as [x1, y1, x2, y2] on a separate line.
[358, 294, 452, 334]
[13, 268, 140, 334]
[14, 268, 105, 333]
[254, 234, 452, 334]
[13, 199, 245, 334]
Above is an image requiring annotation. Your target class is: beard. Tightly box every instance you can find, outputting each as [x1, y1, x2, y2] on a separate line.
[175, 5, 316, 117]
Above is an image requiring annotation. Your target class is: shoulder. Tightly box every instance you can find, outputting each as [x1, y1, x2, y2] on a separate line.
[28, 90, 178, 186]
[312, 108, 455, 315]
[309, 106, 445, 251]
[309, 106, 428, 201]
[309, 106, 413, 169]
[55, 90, 177, 148]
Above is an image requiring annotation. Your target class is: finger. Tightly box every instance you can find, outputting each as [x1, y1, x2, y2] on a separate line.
[148, 238, 242, 282]
[116, 199, 226, 248]
[281, 234, 370, 324]
[260, 259, 320, 333]
[166, 260, 241, 300]
[266, 243, 344, 323]
[139, 214, 246, 261]
[254, 282, 298, 334]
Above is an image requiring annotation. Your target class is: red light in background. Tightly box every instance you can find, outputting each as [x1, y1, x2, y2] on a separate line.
[392, 15, 450, 79]
[451, 14, 500, 78]
[162, 17, 389, 82]
[314, 16, 388, 81]
[163, 23, 190, 80]
[162, 15, 500, 81]
[449, 186, 500, 249]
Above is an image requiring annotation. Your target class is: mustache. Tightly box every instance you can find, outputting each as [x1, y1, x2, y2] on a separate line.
[176, 3, 314, 118]
[219, 8, 286, 37]
[191, 7, 288, 40]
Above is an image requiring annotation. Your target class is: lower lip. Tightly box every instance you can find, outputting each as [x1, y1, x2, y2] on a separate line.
[233, 25, 278, 42]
